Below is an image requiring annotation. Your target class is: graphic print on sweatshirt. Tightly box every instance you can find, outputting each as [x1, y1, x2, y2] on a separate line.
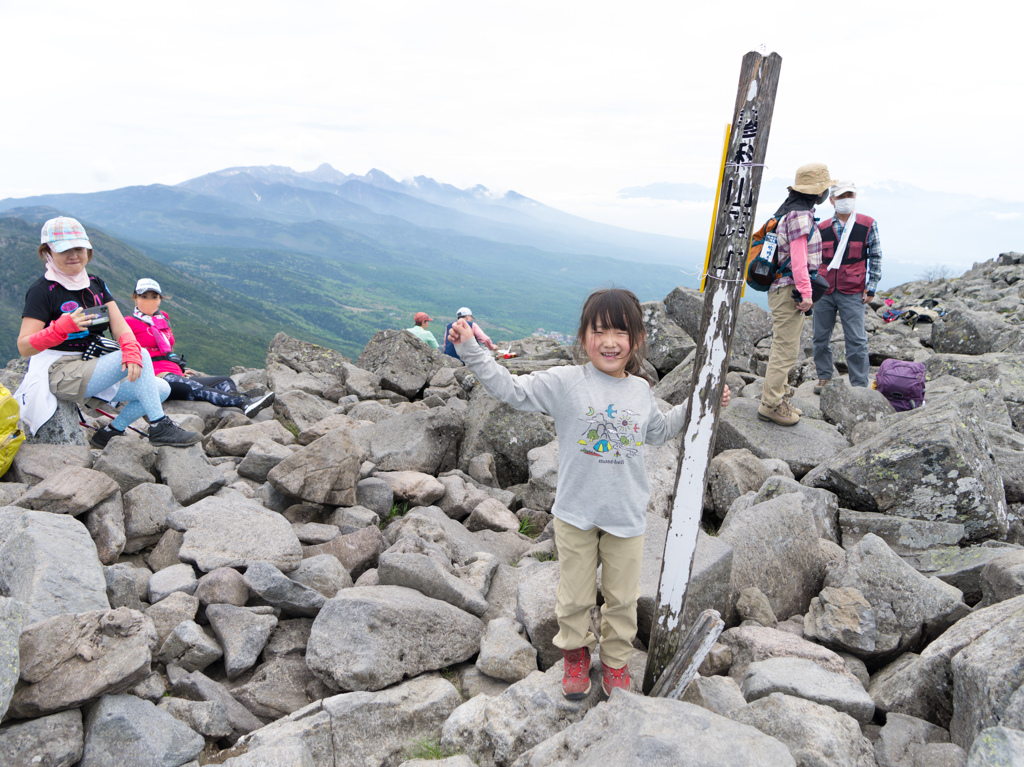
[577, 404, 643, 463]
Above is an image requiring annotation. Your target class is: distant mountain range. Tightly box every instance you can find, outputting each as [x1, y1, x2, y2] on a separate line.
[0, 165, 705, 369]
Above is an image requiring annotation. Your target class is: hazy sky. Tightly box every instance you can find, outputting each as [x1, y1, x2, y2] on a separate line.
[2, 1, 1018, 241]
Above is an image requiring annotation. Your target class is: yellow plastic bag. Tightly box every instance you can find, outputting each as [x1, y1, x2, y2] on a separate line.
[0, 383, 25, 478]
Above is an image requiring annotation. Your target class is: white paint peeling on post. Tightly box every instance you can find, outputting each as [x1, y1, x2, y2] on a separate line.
[643, 51, 782, 694]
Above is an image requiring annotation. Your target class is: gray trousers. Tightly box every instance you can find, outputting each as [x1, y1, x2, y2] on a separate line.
[813, 291, 870, 387]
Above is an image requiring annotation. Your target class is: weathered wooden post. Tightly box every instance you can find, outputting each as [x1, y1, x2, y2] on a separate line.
[643, 51, 782, 694]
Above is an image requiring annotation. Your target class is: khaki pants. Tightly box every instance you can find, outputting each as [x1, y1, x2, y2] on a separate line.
[761, 288, 806, 408]
[552, 518, 645, 669]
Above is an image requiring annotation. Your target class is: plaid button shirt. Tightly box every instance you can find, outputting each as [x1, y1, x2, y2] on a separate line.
[770, 209, 822, 292]
[825, 215, 883, 294]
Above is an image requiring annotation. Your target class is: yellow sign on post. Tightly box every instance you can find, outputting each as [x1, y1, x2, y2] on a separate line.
[700, 124, 732, 293]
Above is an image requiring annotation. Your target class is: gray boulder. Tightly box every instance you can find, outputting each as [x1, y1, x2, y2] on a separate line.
[206, 604, 279, 680]
[166, 665, 264, 743]
[237, 675, 461, 767]
[204, 419, 296, 458]
[289, 554, 353, 598]
[719, 624, 857, 683]
[513, 689, 796, 767]
[12, 465, 118, 516]
[734, 692, 877, 766]
[867, 595, 1024, 728]
[84, 491, 126, 565]
[354, 406, 465, 475]
[237, 436, 293, 483]
[875, 712, 967, 767]
[718, 492, 825, 622]
[355, 328, 451, 398]
[840, 509, 966, 558]
[158, 697, 232, 739]
[301, 524, 384, 580]
[9, 607, 157, 719]
[122, 482, 180, 554]
[378, 551, 488, 616]
[306, 585, 485, 691]
[459, 391, 555, 487]
[244, 561, 326, 616]
[741, 656, 876, 724]
[819, 376, 896, 435]
[965, 726, 1024, 766]
[0, 708, 84, 767]
[155, 444, 227, 504]
[950, 605, 1024, 750]
[0, 507, 109, 624]
[8, 443, 92, 486]
[147, 562, 198, 603]
[515, 562, 561, 669]
[0, 597, 26, 719]
[707, 448, 770, 520]
[157, 620, 223, 672]
[803, 395, 1008, 540]
[715, 398, 849, 478]
[267, 428, 367, 506]
[145, 591, 199, 648]
[476, 617, 539, 683]
[231, 656, 330, 721]
[642, 300, 695, 376]
[826, 534, 970, 660]
[168, 494, 303, 573]
[78, 693, 204, 767]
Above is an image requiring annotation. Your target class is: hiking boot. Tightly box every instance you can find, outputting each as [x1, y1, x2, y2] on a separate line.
[89, 425, 124, 449]
[148, 416, 202, 447]
[561, 647, 592, 700]
[783, 397, 803, 416]
[242, 391, 276, 418]
[757, 399, 800, 426]
[601, 662, 631, 695]
[813, 379, 830, 395]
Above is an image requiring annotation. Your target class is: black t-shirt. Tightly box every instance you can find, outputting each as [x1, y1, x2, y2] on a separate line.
[22, 275, 115, 353]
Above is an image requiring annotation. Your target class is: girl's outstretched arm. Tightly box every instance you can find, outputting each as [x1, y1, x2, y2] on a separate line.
[453, 321, 566, 415]
[646, 384, 731, 445]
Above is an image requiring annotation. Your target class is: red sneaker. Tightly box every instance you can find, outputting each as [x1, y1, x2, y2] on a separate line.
[561, 647, 592, 700]
[601, 662, 630, 695]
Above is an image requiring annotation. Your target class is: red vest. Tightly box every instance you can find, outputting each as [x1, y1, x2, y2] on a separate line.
[819, 214, 874, 295]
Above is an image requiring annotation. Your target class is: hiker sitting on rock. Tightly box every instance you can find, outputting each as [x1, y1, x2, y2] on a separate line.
[124, 278, 275, 418]
[443, 307, 496, 360]
[405, 311, 439, 349]
[15, 217, 202, 449]
[448, 288, 729, 701]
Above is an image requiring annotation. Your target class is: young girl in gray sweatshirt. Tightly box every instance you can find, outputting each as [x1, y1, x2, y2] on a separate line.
[449, 288, 729, 699]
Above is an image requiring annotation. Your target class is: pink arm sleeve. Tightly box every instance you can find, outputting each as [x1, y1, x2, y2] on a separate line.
[789, 235, 811, 300]
[473, 323, 495, 349]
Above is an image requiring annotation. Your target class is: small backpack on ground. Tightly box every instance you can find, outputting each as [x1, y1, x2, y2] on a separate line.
[0, 383, 25, 478]
[875, 359, 926, 412]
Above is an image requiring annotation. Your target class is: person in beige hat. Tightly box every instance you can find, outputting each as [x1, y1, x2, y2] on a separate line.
[758, 163, 836, 426]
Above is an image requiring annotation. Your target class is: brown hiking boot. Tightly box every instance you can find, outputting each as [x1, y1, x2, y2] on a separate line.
[561, 647, 592, 700]
[813, 379, 830, 395]
[758, 399, 800, 426]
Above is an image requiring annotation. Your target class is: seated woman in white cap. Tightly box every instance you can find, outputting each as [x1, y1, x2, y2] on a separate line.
[124, 278, 275, 418]
[15, 217, 203, 449]
[443, 307, 496, 360]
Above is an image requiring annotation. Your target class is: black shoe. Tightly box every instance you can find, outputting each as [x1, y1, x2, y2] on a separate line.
[148, 417, 202, 447]
[242, 391, 275, 418]
[89, 425, 124, 449]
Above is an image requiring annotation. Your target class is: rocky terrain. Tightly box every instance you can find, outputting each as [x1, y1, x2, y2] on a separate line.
[3, 252, 1024, 766]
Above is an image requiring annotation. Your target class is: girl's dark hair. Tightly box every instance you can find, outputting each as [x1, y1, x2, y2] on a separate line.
[572, 288, 651, 383]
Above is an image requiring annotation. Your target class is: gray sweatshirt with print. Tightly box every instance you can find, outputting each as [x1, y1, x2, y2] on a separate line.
[456, 338, 687, 537]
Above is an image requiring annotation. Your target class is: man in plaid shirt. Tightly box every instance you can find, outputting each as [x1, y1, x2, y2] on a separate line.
[812, 181, 883, 392]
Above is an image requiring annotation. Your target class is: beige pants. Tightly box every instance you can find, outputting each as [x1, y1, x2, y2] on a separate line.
[552, 518, 645, 669]
[761, 288, 806, 408]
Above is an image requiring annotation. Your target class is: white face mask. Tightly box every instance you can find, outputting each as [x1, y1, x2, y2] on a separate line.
[834, 198, 856, 215]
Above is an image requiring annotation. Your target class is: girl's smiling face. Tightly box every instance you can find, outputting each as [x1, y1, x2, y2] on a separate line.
[584, 321, 632, 378]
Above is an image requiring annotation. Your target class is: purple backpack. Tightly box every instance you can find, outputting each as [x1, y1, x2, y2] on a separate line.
[876, 359, 926, 411]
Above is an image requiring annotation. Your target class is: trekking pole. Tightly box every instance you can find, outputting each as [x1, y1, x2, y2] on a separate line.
[77, 404, 148, 437]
